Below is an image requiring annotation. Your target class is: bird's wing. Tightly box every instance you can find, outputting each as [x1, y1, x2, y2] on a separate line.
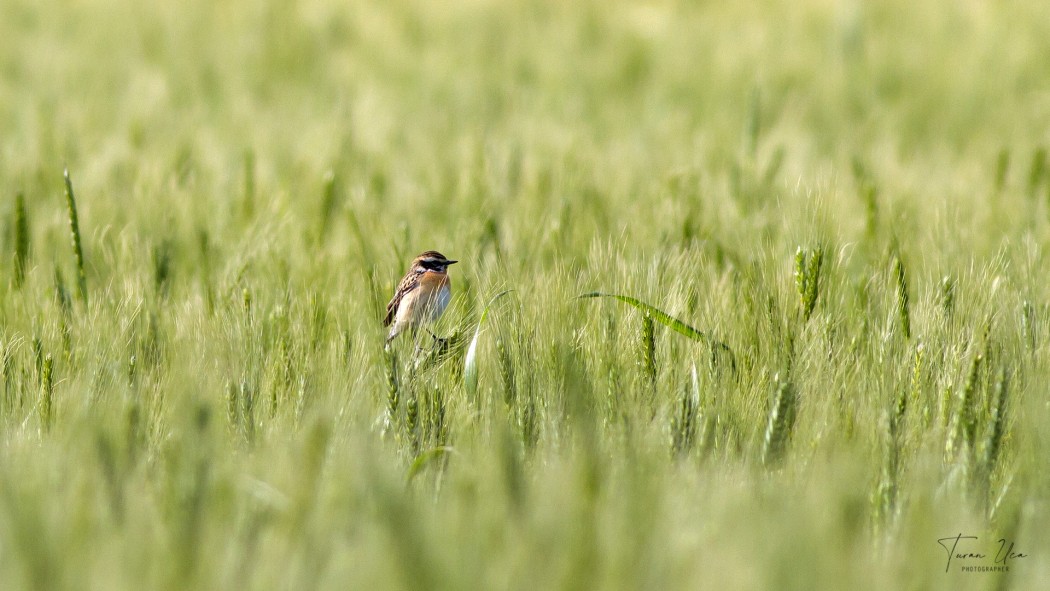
[383, 270, 421, 326]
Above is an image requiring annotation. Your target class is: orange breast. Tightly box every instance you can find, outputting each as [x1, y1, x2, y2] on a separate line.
[419, 271, 450, 290]
[418, 272, 450, 310]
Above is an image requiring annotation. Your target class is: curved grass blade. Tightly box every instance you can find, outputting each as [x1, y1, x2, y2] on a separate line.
[464, 290, 514, 397]
[577, 292, 735, 371]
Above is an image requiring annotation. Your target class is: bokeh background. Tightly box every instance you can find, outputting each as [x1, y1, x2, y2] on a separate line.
[1, 0, 1049, 588]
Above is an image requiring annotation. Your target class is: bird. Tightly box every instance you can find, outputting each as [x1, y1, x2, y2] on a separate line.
[383, 250, 458, 343]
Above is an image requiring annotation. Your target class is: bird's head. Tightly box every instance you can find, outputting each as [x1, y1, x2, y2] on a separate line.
[412, 251, 458, 273]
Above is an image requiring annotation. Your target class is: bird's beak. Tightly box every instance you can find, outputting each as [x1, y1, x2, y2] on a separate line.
[446, 260, 459, 265]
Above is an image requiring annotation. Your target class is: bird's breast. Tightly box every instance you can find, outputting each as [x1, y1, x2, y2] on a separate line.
[419, 270, 450, 289]
[417, 271, 452, 320]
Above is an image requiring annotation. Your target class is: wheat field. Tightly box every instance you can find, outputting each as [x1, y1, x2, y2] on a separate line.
[1, 0, 1049, 589]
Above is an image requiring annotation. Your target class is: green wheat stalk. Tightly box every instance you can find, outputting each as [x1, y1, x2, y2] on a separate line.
[1021, 300, 1036, 352]
[639, 313, 656, 388]
[794, 246, 824, 322]
[425, 386, 448, 448]
[672, 364, 708, 457]
[879, 352, 914, 522]
[761, 375, 797, 467]
[225, 381, 238, 434]
[874, 403, 903, 529]
[240, 381, 256, 445]
[940, 275, 955, 318]
[63, 169, 88, 304]
[385, 348, 400, 427]
[980, 366, 1009, 480]
[40, 353, 54, 431]
[496, 332, 517, 406]
[945, 351, 983, 462]
[13, 192, 29, 288]
[893, 255, 910, 339]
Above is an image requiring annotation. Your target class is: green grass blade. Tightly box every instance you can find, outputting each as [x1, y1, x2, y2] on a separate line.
[577, 292, 735, 370]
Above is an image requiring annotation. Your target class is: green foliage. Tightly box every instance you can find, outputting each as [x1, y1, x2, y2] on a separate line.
[0, 1, 1048, 589]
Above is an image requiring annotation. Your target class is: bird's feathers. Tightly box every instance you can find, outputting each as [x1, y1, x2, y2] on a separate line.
[383, 268, 423, 327]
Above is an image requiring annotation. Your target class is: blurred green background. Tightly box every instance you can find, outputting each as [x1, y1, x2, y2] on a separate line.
[1, 0, 1049, 589]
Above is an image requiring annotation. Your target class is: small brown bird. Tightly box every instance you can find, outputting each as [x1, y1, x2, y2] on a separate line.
[384, 251, 458, 343]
